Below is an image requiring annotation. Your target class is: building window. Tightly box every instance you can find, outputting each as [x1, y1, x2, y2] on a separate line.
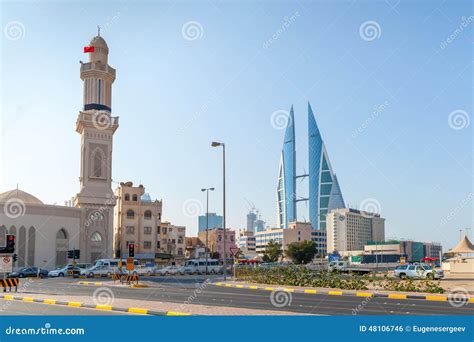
[144, 227, 152, 234]
[126, 226, 135, 234]
[162, 227, 167, 234]
[126, 210, 135, 218]
[124, 194, 130, 201]
[92, 149, 104, 177]
[132, 194, 138, 201]
[91, 231, 102, 241]
[158, 213, 161, 220]
[156, 241, 161, 248]
[169, 227, 173, 232]
[144, 210, 152, 219]
[157, 226, 160, 234]
[143, 241, 151, 249]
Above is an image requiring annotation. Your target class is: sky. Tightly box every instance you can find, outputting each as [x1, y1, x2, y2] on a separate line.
[1, 0, 472, 249]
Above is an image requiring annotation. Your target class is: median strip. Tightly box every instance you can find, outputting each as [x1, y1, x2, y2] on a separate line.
[211, 282, 471, 303]
[0, 294, 191, 316]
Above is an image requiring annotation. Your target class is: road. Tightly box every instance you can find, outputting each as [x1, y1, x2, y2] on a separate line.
[0, 299, 128, 315]
[1, 276, 471, 316]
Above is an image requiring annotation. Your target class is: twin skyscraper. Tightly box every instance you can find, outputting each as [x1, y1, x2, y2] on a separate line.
[277, 103, 346, 231]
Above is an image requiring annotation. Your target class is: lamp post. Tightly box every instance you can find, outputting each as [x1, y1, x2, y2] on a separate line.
[201, 187, 215, 275]
[211, 141, 226, 280]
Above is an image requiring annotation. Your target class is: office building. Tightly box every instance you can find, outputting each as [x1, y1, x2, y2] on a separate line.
[198, 213, 223, 232]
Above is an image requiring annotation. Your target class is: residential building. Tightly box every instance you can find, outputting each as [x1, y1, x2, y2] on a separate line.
[326, 208, 385, 254]
[277, 103, 345, 229]
[198, 213, 223, 232]
[198, 228, 236, 262]
[255, 222, 326, 256]
[238, 230, 256, 256]
[185, 237, 205, 259]
[158, 222, 186, 262]
[113, 182, 162, 260]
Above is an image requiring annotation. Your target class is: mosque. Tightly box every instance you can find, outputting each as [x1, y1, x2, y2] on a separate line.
[0, 33, 118, 269]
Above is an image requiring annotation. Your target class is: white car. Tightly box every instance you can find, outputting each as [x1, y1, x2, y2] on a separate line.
[135, 265, 154, 276]
[82, 265, 116, 278]
[156, 265, 179, 276]
[394, 264, 444, 279]
[48, 265, 80, 277]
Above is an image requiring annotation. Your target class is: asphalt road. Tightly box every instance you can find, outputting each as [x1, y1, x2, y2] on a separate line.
[6, 276, 472, 316]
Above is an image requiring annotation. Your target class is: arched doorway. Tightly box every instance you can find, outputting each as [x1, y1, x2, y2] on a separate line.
[55, 229, 68, 266]
[90, 231, 104, 262]
[0, 225, 6, 247]
[18, 226, 26, 267]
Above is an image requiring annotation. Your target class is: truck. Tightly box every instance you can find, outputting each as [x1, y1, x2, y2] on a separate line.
[328, 260, 372, 274]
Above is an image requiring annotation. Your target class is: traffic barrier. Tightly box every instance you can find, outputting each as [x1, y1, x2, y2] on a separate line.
[0, 278, 19, 292]
[125, 275, 139, 284]
[111, 273, 123, 281]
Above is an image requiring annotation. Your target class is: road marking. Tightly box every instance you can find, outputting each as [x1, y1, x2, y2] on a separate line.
[96, 304, 112, 310]
[128, 307, 148, 314]
[67, 301, 82, 307]
[304, 289, 317, 294]
[356, 293, 374, 297]
[328, 291, 343, 296]
[166, 311, 191, 316]
[388, 294, 407, 299]
[425, 296, 447, 302]
[43, 299, 56, 304]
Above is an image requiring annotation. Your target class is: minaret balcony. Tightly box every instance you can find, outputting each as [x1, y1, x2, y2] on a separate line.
[80, 62, 116, 79]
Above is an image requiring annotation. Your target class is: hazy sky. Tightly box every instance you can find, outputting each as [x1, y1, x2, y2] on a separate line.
[1, 0, 472, 249]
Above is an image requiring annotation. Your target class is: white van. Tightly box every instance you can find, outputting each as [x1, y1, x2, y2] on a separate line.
[178, 259, 221, 275]
[82, 259, 139, 277]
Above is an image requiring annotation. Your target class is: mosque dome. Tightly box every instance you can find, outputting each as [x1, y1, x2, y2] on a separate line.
[0, 189, 44, 205]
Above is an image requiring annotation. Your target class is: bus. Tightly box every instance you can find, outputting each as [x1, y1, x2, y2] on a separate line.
[178, 259, 221, 275]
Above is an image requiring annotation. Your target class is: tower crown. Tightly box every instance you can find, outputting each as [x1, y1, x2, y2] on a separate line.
[88, 36, 109, 64]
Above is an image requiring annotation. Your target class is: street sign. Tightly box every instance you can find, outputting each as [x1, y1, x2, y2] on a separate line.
[0, 255, 13, 273]
[118, 260, 123, 268]
[400, 257, 406, 264]
[126, 257, 134, 271]
[230, 247, 240, 257]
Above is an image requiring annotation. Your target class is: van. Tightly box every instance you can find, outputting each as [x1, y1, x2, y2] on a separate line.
[178, 259, 221, 275]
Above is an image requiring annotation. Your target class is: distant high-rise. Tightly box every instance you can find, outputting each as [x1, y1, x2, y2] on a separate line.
[246, 210, 257, 233]
[276, 106, 296, 228]
[276, 103, 345, 230]
[198, 213, 223, 232]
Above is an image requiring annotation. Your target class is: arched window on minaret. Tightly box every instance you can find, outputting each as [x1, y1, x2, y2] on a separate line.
[91, 147, 106, 178]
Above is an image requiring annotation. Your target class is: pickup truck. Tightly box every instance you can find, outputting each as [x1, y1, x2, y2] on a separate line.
[328, 261, 372, 274]
[393, 264, 444, 279]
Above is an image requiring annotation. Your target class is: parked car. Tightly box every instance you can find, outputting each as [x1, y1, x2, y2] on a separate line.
[81, 265, 115, 278]
[9, 267, 48, 278]
[394, 264, 444, 279]
[178, 259, 221, 275]
[135, 264, 154, 276]
[48, 265, 81, 277]
[156, 265, 179, 276]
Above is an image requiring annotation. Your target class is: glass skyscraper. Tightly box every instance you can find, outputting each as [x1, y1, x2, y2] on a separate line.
[277, 106, 296, 228]
[277, 103, 345, 230]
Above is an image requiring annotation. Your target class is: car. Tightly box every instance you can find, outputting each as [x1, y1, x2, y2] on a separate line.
[81, 265, 115, 278]
[156, 265, 179, 276]
[394, 264, 444, 279]
[48, 265, 81, 277]
[9, 267, 48, 278]
[135, 265, 154, 276]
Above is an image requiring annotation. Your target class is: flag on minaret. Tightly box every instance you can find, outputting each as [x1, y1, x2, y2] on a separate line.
[83, 46, 95, 53]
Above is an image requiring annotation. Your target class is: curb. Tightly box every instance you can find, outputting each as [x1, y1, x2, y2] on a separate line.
[0, 294, 191, 316]
[212, 282, 474, 303]
[78, 281, 104, 286]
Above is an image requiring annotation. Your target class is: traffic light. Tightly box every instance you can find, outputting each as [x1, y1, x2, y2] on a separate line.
[67, 250, 74, 259]
[74, 250, 80, 259]
[67, 249, 80, 259]
[5, 234, 15, 253]
[13, 254, 18, 262]
[128, 243, 134, 257]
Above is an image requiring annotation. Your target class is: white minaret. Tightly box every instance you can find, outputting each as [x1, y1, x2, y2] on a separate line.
[74, 32, 119, 262]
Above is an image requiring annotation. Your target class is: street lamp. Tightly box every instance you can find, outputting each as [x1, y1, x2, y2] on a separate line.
[201, 187, 215, 275]
[211, 141, 226, 280]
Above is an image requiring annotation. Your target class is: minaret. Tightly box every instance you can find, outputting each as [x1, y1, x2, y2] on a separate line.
[74, 32, 119, 262]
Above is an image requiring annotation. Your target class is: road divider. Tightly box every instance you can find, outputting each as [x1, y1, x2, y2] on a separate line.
[212, 282, 471, 303]
[0, 294, 192, 316]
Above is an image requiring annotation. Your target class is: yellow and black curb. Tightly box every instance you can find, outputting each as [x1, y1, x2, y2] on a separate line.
[0, 294, 191, 316]
[78, 281, 104, 286]
[212, 282, 474, 303]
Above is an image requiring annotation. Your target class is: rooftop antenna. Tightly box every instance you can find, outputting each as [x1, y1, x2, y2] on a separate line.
[97, 25, 101, 37]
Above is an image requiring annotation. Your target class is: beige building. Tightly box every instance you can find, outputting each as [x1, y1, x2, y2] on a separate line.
[326, 208, 385, 254]
[113, 182, 161, 259]
[238, 230, 256, 257]
[185, 237, 205, 259]
[198, 228, 236, 261]
[255, 222, 327, 256]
